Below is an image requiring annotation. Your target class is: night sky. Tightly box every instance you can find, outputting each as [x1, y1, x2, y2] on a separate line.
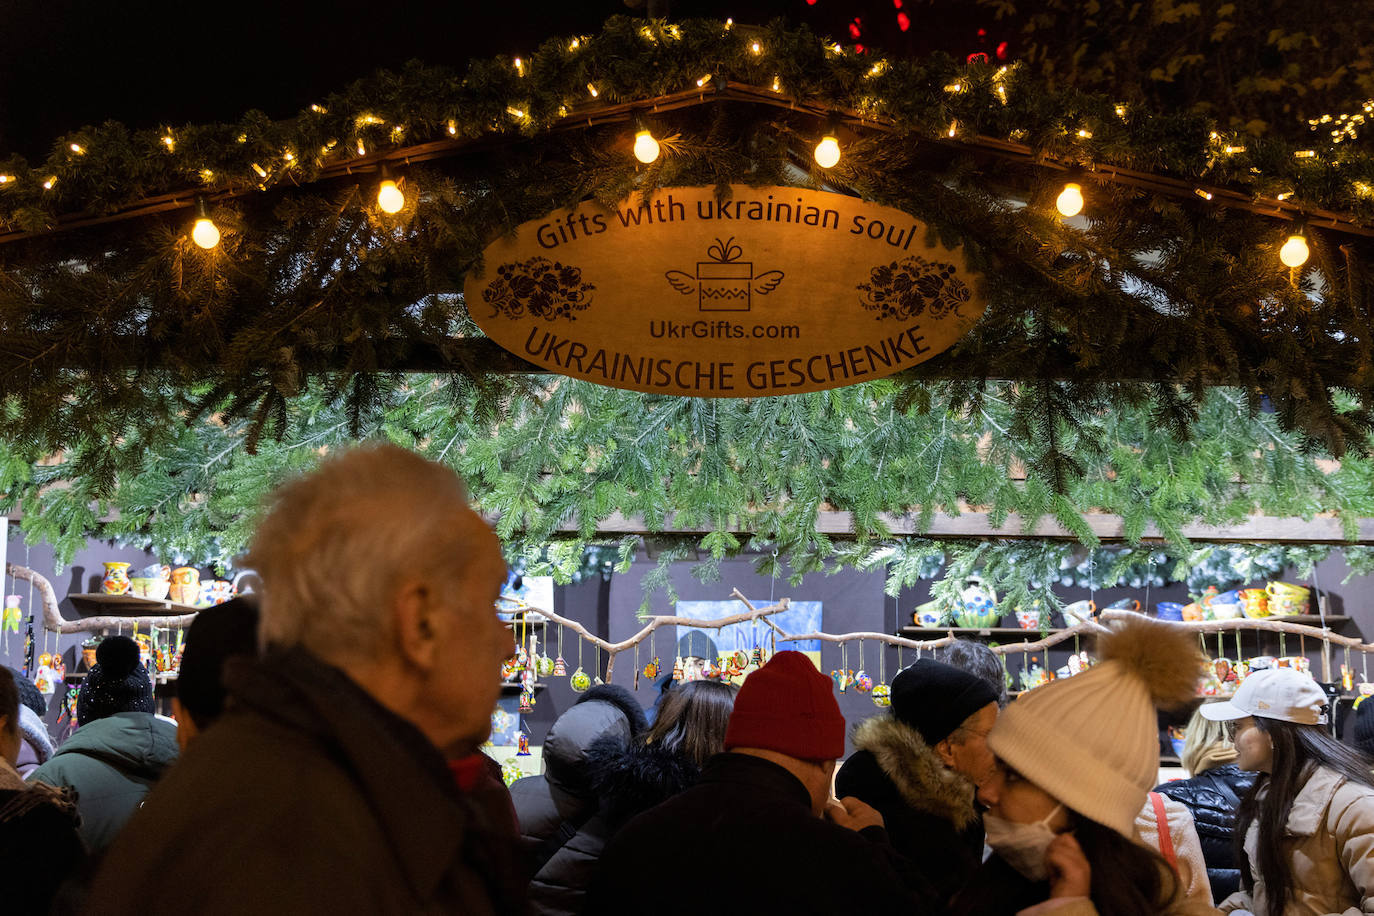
[0, 0, 1006, 160]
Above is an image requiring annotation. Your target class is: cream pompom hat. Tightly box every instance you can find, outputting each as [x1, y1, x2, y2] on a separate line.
[987, 614, 1203, 838]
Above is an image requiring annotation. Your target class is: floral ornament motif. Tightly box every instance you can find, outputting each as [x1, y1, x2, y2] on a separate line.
[483, 256, 595, 321]
[856, 255, 971, 321]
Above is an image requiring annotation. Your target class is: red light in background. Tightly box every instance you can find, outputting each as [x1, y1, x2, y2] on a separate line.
[967, 51, 988, 64]
[849, 17, 862, 39]
[996, 41, 1008, 58]
[855, 43, 865, 52]
[977, 28, 986, 37]
[893, 0, 902, 6]
[896, 11, 910, 30]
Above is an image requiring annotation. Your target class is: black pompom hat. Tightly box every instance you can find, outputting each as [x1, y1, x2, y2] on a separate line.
[76, 635, 154, 724]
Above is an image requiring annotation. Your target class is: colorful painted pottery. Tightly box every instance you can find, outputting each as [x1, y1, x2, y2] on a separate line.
[871, 684, 891, 707]
[854, 671, 873, 693]
[518, 690, 534, 713]
[81, 636, 101, 669]
[957, 577, 998, 625]
[1208, 601, 1243, 620]
[1238, 588, 1270, 618]
[1106, 598, 1141, 612]
[101, 562, 133, 595]
[1155, 601, 1185, 622]
[913, 600, 945, 629]
[1181, 602, 1205, 622]
[1275, 655, 1312, 674]
[537, 654, 555, 677]
[1014, 601, 1045, 629]
[570, 667, 592, 692]
[552, 656, 567, 677]
[1265, 581, 1310, 617]
[169, 567, 200, 606]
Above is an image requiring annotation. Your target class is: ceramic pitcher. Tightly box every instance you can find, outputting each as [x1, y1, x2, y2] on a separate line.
[169, 567, 200, 605]
[101, 562, 132, 595]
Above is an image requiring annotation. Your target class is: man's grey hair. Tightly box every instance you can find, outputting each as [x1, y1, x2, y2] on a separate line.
[247, 443, 485, 662]
[940, 638, 1009, 708]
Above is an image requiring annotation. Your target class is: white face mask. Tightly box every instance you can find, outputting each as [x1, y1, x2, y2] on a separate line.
[983, 804, 1063, 881]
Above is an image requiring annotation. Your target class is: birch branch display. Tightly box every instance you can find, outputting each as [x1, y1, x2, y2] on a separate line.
[7, 563, 199, 634]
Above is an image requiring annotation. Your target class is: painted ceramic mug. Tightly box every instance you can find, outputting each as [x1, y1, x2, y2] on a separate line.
[1238, 588, 1269, 618]
[169, 567, 200, 605]
[913, 600, 945, 628]
[1155, 602, 1185, 621]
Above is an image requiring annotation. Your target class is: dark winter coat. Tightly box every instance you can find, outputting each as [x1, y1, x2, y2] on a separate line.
[85, 648, 528, 915]
[27, 710, 178, 851]
[1154, 763, 1256, 903]
[836, 715, 985, 904]
[510, 684, 646, 876]
[531, 739, 698, 916]
[0, 758, 85, 916]
[584, 752, 942, 914]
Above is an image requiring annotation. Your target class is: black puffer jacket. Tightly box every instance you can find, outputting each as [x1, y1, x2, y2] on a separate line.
[509, 685, 647, 878]
[530, 739, 699, 916]
[1154, 763, 1256, 903]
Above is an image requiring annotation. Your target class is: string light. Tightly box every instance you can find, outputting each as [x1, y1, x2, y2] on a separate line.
[814, 135, 841, 169]
[944, 82, 964, 93]
[947, 121, 958, 137]
[356, 140, 367, 157]
[751, 41, 761, 55]
[696, 74, 713, 87]
[568, 38, 580, 50]
[587, 83, 599, 98]
[633, 129, 660, 164]
[513, 57, 525, 76]
[310, 104, 327, 114]
[161, 135, 175, 151]
[771, 75, 781, 92]
[42, 176, 56, 191]
[69, 143, 84, 155]
[191, 197, 220, 250]
[1114, 103, 1127, 118]
[377, 165, 405, 214]
[1293, 149, 1317, 159]
[506, 106, 526, 120]
[283, 150, 295, 162]
[199, 168, 215, 183]
[724, 18, 733, 29]
[1223, 145, 1247, 154]
[251, 163, 268, 179]
[1280, 232, 1309, 268]
[1056, 182, 1084, 217]
[1194, 188, 1214, 201]
[1076, 128, 1093, 139]
[355, 114, 383, 127]
[0, 176, 13, 184]
[447, 120, 458, 136]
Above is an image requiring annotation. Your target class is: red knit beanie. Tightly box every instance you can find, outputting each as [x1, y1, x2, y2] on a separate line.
[724, 650, 845, 760]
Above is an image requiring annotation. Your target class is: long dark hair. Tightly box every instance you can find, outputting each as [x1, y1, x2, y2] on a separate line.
[1235, 717, 1374, 916]
[643, 679, 736, 767]
[1075, 815, 1181, 916]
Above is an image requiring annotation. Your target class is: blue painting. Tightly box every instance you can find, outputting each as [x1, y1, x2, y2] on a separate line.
[675, 599, 823, 657]
[489, 695, 521, 747]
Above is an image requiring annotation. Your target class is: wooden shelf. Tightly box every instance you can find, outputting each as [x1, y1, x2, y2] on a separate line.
[67, 593, 201, 616]
[1262, 614, 1350, 625]
[901, 626, 1068, 639]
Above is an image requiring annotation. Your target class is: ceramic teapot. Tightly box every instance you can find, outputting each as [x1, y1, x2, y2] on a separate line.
[955, 576, 998, 628]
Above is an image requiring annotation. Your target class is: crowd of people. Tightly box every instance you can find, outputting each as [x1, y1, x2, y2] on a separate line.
[2, 444, 1374, 914]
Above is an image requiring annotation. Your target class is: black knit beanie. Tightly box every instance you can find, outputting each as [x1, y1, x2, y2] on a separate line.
[176, 596, 259, 730]
[76, 636, 154, 724]
[1354, 698, 1374, 757]
[5, 665, 46, 718]
[890, 658, 999, 745]
[677, 631, 718, 661]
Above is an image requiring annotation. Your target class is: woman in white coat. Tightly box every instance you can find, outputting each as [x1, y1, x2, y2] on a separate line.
[1200, 668, 1374, 916]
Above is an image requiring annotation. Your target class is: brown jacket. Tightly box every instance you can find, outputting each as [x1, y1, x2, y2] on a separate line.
[1221, 766, 1374, 916]
[88, 648, 527, 915]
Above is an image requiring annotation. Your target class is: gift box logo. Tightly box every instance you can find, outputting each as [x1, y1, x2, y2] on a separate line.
[666, 237, 784, 312]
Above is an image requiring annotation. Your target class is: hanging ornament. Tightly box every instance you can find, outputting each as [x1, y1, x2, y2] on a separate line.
[21, 614, 34, 678]
[537, 652, 554, 677]
[1, 596, 19, 652]
[751, 646, 764, 668]
[50, 650, 66, 684]
[553, 655, 567, 677]
[703, 658, 721, 680]
[871, 684, 891, 707]
[517, 732, 531, 756]
[570, 668, 591, 692]
[642, 656, 661, 679]
[854, 638, 872, 692]
[518, 690, 535, 713]
[33, 653, 53, 695]
[672, 656, 684, 681]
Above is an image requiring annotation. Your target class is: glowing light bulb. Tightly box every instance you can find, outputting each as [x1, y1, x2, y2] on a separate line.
[813, 135, 841, 169]
[1280, 234, 1309, 268]
[192, 217, 220, 249]
[377, 179, 405, 214]
[633, 130, 660, 164]
[1056, 183, 1084, 217]
[69, 143, 84, 154]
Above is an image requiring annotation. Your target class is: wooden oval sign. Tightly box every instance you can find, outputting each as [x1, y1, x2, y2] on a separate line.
[465, 185, 986, 396]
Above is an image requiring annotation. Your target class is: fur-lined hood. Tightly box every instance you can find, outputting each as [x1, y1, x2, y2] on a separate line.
[851, 715, 979, 829]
